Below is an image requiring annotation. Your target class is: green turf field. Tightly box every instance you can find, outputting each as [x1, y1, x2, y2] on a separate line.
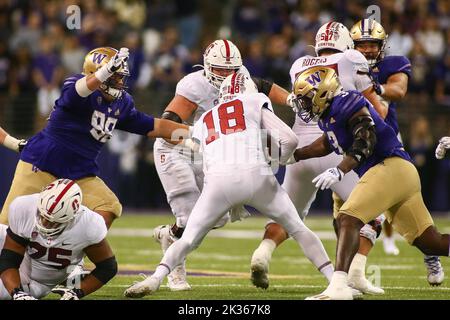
[46, 213, 450, 300]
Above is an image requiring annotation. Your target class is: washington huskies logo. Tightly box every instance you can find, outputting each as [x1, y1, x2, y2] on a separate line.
[92, 53, 107, 64]
[306, 71, 322, 86]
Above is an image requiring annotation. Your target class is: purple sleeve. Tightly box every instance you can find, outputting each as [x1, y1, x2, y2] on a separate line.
[116, 95, 155, 135]
[338, 91, 368, 122]
[386, 56, 412, 79]
[55, 74, 86, 109]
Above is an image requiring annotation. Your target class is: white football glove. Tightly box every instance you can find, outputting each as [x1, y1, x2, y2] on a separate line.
[286, 93, 299, 113]
[51, 287, 83, 300]
[12, 289, 37, 300]
[106, 47, 129, 73]
[312, 167, 344, 190]
[435, 137, 450, 160]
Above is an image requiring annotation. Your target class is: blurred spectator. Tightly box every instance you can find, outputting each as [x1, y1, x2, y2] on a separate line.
[60, 35, 87, 76]
[123, 31, 147, 92]
[232, 0, 266, 41]
[9, 11, 42, 55]
[385, 22, 414, 57]
[8, 45, 35, 135]
[264, 34, 291, 88]
[32, 35, 63, 118]
[416, 17, 445, 60]
[243, 39, 266, 78]
[151, 26, 188, 90]
[175, 0, 202, 50]
[434, 44, 450, 107]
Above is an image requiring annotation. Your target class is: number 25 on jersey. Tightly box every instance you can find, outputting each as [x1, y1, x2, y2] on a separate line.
[203, 99, 246, 145]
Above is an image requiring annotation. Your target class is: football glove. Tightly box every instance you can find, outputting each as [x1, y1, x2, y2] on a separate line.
[106, 47, 129, 74]
[368, 70, 385, 96]
[312, 167, 344, 190]
[18, 139, 27, 152]
[51, 287, 84, 300]
[286, 93, 299, 113]
[12, 288, 37, 300]
[435, 136, 450, 159]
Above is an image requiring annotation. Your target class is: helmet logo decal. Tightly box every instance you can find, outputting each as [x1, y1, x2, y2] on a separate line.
[92, 53, 107, 64]
[306, 71, 322, 86]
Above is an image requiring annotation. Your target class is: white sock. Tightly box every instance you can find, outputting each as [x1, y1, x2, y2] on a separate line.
[252, 239, 276, 262]
[329, 271, 348, 289]
[152, 264, 170, 282]
[348, 253, 367, 279]
[320, 263, 334, 283]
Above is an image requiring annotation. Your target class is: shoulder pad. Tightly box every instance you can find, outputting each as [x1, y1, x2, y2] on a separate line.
[344, 49, 368, 64]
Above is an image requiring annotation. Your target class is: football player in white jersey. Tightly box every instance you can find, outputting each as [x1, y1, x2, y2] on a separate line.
[152, 39, 295, 291]
[0, 127, 27, 153]
[124, 73, 333, 298]
[250, 22, 387, 295]
[0, 179, 117, 300]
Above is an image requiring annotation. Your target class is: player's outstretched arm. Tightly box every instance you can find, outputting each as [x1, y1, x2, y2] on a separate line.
[0, 230, 33, 299]
[147, 118, 190, 140]
[362, 87, 388, 119]
[252, 77, 292, 108]
[261, 108, 298, 165]
[0, 127, 27, 153]
[382, 73, 408, 101]
[75, 47, 129, 97]
[60, 239, 117, 300]
[293, 133, 333, 161]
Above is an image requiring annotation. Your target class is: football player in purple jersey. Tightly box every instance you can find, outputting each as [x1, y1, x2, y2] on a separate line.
[291, 66, 449, 299]
[349, 19, 444, 286]
[0, 47, 190, 229]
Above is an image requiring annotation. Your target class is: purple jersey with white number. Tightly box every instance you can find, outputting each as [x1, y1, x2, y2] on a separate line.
[21, 74, 154, 179]
[318, 90, 411, 177]
[372, 56, 411, 134]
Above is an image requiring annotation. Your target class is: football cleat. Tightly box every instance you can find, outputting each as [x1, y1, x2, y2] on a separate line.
[348, 277, 384, 295]
[250, 258, 269, 289]
[424, 256, 444, 286]
[382, 237, 400, 256]
[305, 285, 354, 300]
[168, 264, 192, 291]
[124, 274, 161, 298]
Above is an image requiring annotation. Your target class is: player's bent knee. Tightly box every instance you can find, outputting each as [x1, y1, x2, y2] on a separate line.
[413, 226, 449, 256]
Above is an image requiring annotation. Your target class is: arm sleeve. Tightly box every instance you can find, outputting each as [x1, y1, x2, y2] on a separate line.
[261, 108, 298, 165]
[115, 95, 155, 135]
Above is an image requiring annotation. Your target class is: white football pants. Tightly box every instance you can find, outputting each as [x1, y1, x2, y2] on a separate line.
[158, 165, 330, 272]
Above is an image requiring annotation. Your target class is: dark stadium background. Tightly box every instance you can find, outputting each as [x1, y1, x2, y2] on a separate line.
[0, 0, 449, 214]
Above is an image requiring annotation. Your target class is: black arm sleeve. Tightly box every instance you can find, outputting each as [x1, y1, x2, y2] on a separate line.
[346, 115, 377, 164]
[0, 249, 24, 274]
[252, 77, 274, 96]
[90, 256, 118, 284]
[6, 228, 29, 247]
[161, 111, 182, 123]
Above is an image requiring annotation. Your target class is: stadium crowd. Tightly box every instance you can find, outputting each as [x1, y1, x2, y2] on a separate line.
[0, 0, 449, 211]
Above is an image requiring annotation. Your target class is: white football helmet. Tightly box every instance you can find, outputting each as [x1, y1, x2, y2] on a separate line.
[218, 72, 257, 104]
[315, 22, 353, 55]
[203, 39, 242, 90]
[36, 179, 82, 238]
